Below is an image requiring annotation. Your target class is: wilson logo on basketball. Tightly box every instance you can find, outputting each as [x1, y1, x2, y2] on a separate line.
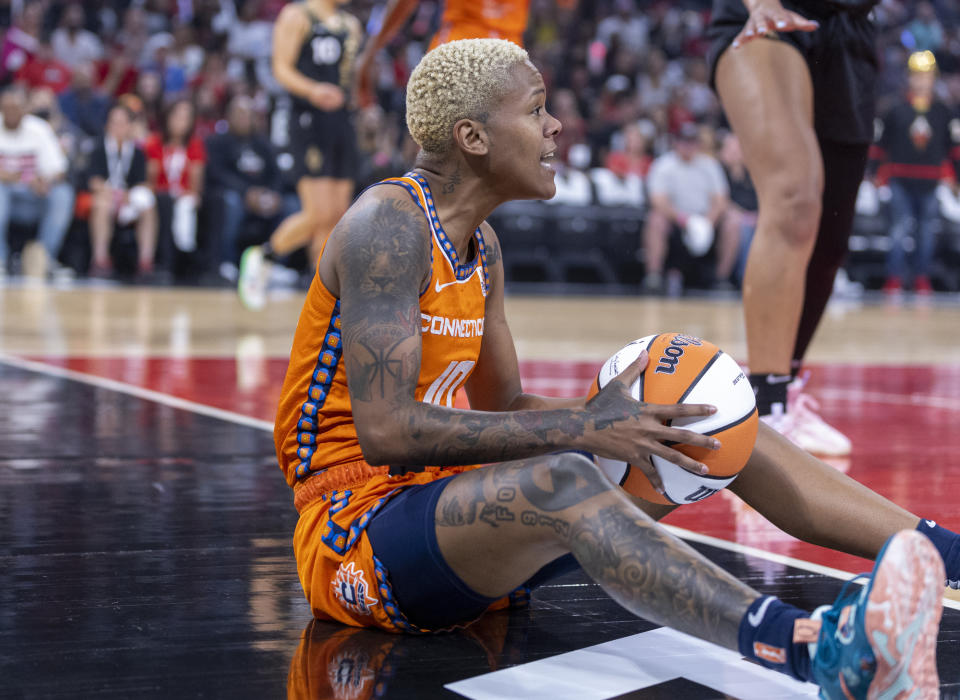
[753, 642, 787, 665]
[654, 334, 703, 375]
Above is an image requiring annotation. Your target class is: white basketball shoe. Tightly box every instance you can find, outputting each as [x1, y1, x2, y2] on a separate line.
[761, 375, 852, 457]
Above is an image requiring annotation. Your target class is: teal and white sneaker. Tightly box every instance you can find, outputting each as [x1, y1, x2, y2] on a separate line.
[238, 245, 270, 311]
[810, 530, 943, 699]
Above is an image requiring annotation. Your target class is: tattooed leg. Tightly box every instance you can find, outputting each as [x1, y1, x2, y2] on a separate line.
[435, 452, 759, 650]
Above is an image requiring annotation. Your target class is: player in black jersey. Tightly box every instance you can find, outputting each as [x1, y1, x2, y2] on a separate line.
[239, 0, 363, 310]
[707, 0, 878, 456]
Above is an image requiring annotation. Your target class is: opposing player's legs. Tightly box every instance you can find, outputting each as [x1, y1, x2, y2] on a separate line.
[239, 176, 351, 309]
[716, 40, 823, 412]
[307, 178, 353, 267]
[265, 176, 330, 258]
[731, 422, 920, 557]
[792, 141, 868, 364]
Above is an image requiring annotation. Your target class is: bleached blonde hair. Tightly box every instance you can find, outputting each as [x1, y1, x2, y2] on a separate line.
[406, 38, 530, 155]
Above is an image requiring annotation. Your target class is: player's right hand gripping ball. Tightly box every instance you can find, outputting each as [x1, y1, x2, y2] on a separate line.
[588, 332, 758, 505]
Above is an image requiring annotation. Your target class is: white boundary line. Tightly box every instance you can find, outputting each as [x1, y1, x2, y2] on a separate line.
[2, 352, 958, 610]
[662, 525, 861, 579]
[664, 524, 960, 611]
[0, 353, 274, 433]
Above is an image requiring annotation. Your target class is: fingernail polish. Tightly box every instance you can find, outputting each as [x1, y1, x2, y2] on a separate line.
[700, 464, 709, 474]
[776, 20, 786, 27]
[712, 439, 721, 449]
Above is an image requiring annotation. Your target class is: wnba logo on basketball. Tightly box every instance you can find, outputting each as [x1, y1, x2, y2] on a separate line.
[332, 562, 379, 616]
[684, 486, 719, 503]
[654, 334, 703, 375]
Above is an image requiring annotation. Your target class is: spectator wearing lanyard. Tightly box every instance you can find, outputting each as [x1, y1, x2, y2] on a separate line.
[87, 104, 158, 280]
[144, 99, 206, 278]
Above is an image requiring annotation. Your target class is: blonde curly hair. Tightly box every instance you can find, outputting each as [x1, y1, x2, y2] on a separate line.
[406, 38, 530, 155]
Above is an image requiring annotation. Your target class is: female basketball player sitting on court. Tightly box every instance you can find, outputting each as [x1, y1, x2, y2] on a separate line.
[275, 39, 956, 698]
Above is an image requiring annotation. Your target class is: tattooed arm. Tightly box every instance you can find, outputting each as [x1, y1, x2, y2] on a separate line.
[465, 224, 585, 413]
[334, 189, 718, 474]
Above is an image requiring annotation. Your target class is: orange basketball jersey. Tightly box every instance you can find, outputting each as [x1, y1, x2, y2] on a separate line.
[275, 172, 491, 511]
[431, 0, 530, 48]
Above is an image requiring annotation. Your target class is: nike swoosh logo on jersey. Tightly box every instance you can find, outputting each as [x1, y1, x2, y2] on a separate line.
[435, 276, 473, 293]
[748, 596, 775, 627]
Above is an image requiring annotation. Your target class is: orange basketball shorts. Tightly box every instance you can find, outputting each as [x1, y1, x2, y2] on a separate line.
[294, 464, 481, 633]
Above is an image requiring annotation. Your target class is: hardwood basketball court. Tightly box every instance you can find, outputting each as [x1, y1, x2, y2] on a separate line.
[2, 282, 959, 698]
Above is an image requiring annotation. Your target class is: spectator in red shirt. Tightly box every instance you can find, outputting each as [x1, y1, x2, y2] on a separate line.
[17, 43, 73, 95]
[606, 122, 653, 178]
[1, 1, 43, 84]
[145, 99, 206, 277]
[97, 44, 140, 99]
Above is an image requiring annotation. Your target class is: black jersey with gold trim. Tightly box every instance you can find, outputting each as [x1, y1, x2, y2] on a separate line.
[292, 3, 362, 111]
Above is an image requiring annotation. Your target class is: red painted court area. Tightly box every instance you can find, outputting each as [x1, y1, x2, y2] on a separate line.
[29, 355, 960, 575]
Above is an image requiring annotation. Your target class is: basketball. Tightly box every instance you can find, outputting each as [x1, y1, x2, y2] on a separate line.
[587, 333, 758, 506]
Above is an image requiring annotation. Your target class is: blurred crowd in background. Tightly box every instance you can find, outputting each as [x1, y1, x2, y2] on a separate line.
[2, 0, 960, 292]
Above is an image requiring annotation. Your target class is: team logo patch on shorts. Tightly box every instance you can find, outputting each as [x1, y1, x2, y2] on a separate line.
[332, 562, 379, 616]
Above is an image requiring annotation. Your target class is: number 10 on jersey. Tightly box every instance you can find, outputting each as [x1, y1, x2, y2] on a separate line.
[423, 361, 475, 407]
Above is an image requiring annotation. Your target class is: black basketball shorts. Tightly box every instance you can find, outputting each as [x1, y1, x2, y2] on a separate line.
[706, 0, 878, 145]
[288, 108, 359, 182]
